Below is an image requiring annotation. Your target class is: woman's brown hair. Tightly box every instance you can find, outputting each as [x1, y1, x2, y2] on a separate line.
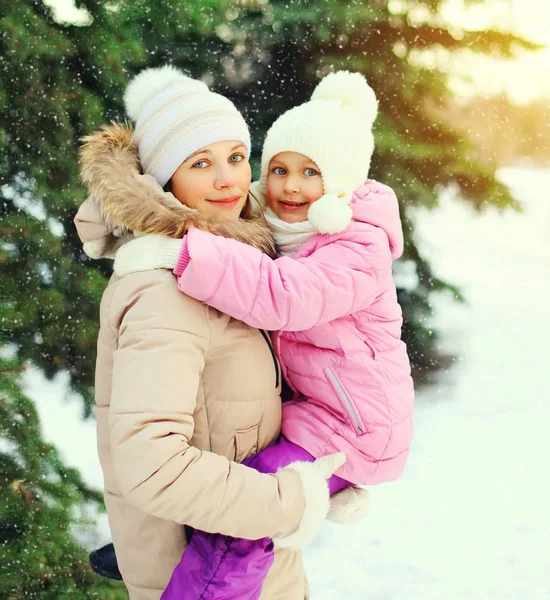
[239, 194, 252, 219]
[243, 189, 266, 221]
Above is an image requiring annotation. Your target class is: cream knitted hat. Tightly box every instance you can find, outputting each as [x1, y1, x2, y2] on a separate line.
[124, 65, 251, 186]
[255, 71, 378, 234]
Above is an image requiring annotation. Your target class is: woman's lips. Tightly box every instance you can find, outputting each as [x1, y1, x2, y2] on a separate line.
[207, 196, 241, 209]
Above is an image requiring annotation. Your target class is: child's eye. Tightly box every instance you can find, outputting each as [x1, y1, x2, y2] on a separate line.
[192, 160, 208, 169]
[304, 168, 318, 177]
[229, 153, 245, 163]
[272, 167, 286, 176]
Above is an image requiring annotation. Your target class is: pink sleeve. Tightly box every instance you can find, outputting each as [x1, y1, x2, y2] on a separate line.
[174, 226, 391, 332]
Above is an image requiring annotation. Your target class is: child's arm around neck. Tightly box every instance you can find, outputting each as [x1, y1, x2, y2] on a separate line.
[174, 220, 393, 332]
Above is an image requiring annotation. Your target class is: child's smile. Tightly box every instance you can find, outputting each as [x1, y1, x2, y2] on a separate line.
[279, 198, 308, 211]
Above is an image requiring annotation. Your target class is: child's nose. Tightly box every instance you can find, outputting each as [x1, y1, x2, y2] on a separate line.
[283, 178, 300, 194]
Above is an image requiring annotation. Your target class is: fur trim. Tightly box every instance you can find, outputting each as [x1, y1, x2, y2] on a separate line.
[308, 193, 353, 234]
[327, 486, 370, 524]
[78, 123, 277, 258]
[124, 66, 208, 122]
[273, 452, 346, 550]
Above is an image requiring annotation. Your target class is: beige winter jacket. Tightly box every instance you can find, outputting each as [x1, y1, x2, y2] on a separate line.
[78, 125, 308, 599]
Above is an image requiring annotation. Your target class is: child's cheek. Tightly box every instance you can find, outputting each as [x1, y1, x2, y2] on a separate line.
[266, 178, 281, 213]
[304, 180, 324, 205]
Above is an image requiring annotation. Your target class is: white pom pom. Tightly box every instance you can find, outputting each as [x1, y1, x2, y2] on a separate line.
[124, 66, 208, 121]
[312, 71, 378, 125]
[307, 193, 353, 234]
[83, 240, 106, 260]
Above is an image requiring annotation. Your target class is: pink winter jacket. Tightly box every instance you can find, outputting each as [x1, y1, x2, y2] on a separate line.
[173, 180, 414, 484]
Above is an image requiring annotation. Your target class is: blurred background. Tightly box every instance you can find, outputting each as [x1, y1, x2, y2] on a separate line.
[1, 1, 549, 598]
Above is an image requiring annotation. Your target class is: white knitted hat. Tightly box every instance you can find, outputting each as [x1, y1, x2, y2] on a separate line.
[124, 65, 251, 186]
[256, 71, 378, 234]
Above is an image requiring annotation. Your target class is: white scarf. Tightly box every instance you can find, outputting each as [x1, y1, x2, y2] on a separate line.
[264, 208, 317, 257]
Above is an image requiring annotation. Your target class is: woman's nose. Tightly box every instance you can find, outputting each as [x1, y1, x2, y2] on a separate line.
[214, 165, 237, 189]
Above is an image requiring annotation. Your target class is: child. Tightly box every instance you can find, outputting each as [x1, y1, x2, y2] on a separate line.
[115, 71, 415, 600]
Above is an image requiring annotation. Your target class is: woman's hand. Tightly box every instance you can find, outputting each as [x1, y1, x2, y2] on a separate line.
[273, 452, 346, 550]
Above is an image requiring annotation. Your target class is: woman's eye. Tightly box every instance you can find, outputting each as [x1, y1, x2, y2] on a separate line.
[272, 167, 286, 176]
[229, 153, 244, 163]
[304, 168, 318, 177]
[192, 160, 208, 169]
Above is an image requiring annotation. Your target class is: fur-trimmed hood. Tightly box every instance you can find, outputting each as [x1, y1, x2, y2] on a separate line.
[74, 122, 276, 259]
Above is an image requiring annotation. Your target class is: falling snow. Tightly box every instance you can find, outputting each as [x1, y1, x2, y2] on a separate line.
[24, 165, 550, 599]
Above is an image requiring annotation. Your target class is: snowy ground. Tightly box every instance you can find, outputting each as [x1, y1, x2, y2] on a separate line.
[25, 165, 550, 598]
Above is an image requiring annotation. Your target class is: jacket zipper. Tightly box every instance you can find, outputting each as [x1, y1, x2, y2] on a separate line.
[324, 367, 364, 434]
[260, 330, 280, 389]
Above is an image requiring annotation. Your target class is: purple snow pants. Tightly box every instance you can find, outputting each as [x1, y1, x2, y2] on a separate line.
[160, 436, 350, 600]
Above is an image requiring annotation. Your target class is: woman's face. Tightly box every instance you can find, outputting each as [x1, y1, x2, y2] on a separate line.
[170, 140, 251, 221]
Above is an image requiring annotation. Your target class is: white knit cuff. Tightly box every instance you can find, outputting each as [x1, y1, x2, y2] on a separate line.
[155, 238, 184, 269]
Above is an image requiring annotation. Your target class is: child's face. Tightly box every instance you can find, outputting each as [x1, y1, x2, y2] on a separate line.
[267, 152, 324, 223]
[170, 140, 251, 221]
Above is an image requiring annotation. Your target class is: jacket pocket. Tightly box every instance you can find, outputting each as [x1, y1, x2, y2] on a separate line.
[234, 424, 260, 463]
[324, 367, 366, 436]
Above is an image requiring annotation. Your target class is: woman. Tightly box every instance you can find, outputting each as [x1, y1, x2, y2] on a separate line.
[74, 66, 344, 600]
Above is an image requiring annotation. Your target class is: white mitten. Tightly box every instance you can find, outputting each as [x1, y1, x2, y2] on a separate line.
[113, 234, 183, 276]
[273, 452, 346, 550]
[327, 485, 370, 524]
